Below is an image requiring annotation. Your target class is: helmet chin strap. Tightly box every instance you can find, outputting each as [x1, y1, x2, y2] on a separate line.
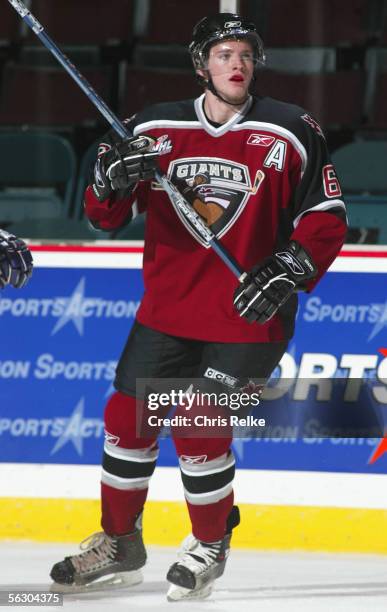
[199, 69, 255, 108]
[206, 77, 250, 107]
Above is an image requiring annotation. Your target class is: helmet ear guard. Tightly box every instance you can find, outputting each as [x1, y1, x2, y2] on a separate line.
[195, 70, 210, 89]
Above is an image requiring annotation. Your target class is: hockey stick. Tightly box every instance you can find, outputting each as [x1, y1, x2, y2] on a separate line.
[192, 170, 265, 195]
[7, 0, 244, 279]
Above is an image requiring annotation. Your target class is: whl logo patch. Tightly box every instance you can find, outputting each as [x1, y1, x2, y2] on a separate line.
[247, 134, 276, 147]
[152, 134, 173, 156]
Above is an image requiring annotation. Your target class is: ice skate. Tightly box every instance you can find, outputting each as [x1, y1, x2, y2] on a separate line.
[166, 506, 240, 601]
[50, 518, 146, 593]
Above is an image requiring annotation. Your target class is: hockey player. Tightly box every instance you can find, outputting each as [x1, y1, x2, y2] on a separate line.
[50, 13, 347, 600]
[0, 229, 33, 289]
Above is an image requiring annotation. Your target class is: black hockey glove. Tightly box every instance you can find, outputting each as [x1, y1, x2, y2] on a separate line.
[92, 135, 159, 202]
[233, 241, 318, 324]
[0, 230, 33, 289]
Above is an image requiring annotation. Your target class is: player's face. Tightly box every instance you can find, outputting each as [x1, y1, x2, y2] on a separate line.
[204, 40, 255, 103]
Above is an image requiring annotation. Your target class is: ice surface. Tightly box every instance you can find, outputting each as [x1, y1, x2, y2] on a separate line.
[0, 543, 386, 611]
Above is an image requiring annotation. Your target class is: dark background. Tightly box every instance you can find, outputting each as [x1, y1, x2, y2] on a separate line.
[0, 0, 386, 242]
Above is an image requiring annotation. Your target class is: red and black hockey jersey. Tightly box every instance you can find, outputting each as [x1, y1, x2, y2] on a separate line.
[85, 94, 347, 342]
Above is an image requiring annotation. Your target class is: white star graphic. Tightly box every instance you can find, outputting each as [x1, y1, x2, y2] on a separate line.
[50, 398, 86, 456]
[287, 342, 297, 360]
[105, 382, 116, 398]
[368, 301, 387, 342]
[51, 277, 86, 337]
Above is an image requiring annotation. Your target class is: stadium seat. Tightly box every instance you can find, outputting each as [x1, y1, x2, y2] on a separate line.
[345, 197, 387, 244]
[368, 73, 387, 128]
[261, 0, 369, 46]
[363, 48, 387, 126]
[265, 48, 336, 73]
[139, 0, 219, 44]
[380, 16, 387, 44]
[26, 0, 134, 46]
[332, 141, 387, 244]
[120, 67, 201, 117]
[331, 141, 387, 193]
[74, 140, 100, 218]
[0, 2, 20, 45]
[6, 217, 104, 241]
[0, 131, 76, 225]
[133, 44, 192, 70]
[18, 46, 101, 69]
[256, 70, 365, 127]
[0, 64, 111, 127]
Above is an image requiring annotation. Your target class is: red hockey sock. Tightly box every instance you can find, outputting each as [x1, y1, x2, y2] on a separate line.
[173, 432, 234, 543]
[187, 491, 235, 542]
[101, 483, 149, 535]
[101, 391, 158, 535]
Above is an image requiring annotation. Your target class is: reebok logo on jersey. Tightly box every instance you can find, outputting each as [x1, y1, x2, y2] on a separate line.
[247, 134, 276, 147]
[277, 252, 304, 275]
[204, 367, 239, 388]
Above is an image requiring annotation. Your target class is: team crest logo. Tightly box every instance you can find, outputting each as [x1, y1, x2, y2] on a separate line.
[167, 157, 265, 247]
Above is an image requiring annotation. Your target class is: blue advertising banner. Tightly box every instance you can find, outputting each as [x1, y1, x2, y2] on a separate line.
[0, 247, 386, 474]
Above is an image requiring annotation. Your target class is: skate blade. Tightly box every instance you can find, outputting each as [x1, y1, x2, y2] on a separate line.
[167, 582, 213, 602]
[51, 569, 143, 594]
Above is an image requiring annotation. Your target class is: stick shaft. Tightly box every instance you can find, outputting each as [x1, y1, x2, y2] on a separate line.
[155, 174, 243, 277]
[196, 170, 264, 195]
[8, 0, 243, 279]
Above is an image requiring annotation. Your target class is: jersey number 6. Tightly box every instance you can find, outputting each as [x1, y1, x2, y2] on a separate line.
[322, 164, 342, 198]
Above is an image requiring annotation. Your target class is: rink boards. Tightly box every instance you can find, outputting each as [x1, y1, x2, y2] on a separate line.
[1, 243, 387, 552]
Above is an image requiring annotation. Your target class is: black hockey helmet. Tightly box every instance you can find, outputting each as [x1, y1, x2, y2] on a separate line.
[189, 13, 265, 71]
